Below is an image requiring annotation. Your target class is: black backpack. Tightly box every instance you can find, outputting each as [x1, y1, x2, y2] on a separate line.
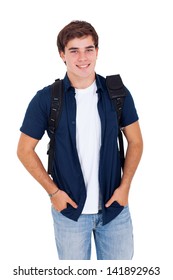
[47, 75, 127, 176]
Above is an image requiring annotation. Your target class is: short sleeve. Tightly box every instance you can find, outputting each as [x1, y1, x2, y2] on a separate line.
[20, 85, 51, 139]
[120, 87, 139, 128]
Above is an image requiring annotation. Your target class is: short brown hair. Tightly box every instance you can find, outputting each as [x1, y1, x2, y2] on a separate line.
[57, 20, 99, 53]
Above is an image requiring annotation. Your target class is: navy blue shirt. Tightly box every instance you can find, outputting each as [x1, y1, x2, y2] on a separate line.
[20, 73, 138, 225]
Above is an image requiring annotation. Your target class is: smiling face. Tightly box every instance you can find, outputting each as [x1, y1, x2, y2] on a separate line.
[60, 35, 98, 88]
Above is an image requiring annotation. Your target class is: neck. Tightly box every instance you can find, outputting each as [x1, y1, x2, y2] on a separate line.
[67, 72, 96, 89]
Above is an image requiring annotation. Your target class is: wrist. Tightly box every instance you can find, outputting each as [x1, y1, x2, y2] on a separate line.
[48, 188, 60, 198]
[119, 182, 131, 192]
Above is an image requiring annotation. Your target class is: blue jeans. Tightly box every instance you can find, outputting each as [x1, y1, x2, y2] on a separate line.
[51, 205, 134, 260]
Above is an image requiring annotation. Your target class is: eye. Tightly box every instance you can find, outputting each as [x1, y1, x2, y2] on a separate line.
[70, 50, 78, 54]
[87, 48, 94, 52]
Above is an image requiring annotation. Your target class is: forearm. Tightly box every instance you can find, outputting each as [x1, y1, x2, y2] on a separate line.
[120, 140, 143, 190]
[17, 149, 58, 195]
[105, 121, 143, 207]
[17, 133, 78, 210]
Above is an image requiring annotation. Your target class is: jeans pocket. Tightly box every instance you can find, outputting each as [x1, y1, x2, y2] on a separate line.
[108, 201, 124, 217]
[110, 201, 124, 209]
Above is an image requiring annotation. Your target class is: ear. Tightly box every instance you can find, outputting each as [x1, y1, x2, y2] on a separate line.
[60, 51, 66, 63]
[96, 47, 99, 58]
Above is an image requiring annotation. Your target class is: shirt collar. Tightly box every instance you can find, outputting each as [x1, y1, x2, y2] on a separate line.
[63, 74, 74, 93]
[62, 73, 104, 94]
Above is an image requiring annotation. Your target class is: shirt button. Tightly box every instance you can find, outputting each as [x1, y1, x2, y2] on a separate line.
[72, 121, 75, 125]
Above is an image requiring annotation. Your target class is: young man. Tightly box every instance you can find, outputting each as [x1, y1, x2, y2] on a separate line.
[17, 20, 143, 260]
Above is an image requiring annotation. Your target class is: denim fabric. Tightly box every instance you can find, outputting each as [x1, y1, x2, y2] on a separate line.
[51, 205, 134, 260]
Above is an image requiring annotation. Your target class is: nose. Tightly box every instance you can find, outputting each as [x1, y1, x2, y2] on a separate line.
[78, 51, 87, 61]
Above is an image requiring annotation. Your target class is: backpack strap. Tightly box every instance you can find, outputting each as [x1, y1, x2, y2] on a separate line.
[106, 74, 127, 170]
[47, 79, 64, 175]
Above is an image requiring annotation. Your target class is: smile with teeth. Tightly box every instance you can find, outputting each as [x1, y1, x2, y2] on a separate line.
[77, 64, 90, 69]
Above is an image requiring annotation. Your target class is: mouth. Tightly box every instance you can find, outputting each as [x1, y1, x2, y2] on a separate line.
[76, 64, 90, 69]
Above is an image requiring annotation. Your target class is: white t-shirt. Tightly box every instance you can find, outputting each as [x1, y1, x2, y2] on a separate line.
[75, 81, 101, 214]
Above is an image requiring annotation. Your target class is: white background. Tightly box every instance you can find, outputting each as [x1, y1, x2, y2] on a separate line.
[0, 0, 172, 278]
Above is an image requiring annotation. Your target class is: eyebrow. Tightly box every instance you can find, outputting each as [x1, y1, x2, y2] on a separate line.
[68, 45, 95, 51]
